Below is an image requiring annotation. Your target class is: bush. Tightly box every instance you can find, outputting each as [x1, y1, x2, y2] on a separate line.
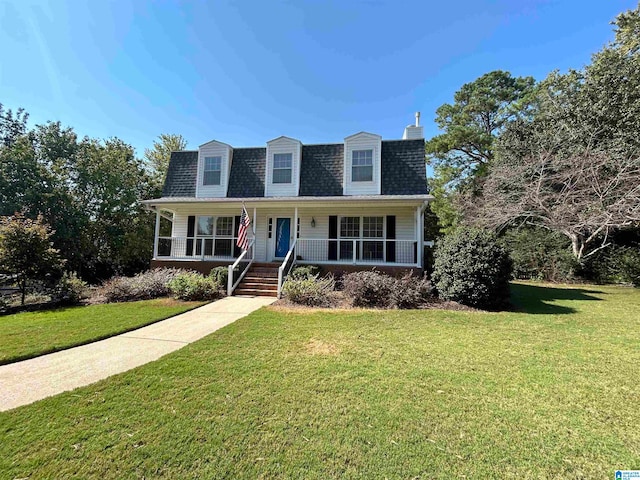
[53, 272, 88, 305]
[289, 264, 320, 280]
[209, 266, 229, 287]
[343, 270, 396, 308]
[391, 274, 434, 309]
[501, 227, 577, 282]
[583, 245, 640, 286]
[282, 274, 335, 306]
[100, 268, 183, 302]
[168, 272, 222, 301]
[432, 228, 512, 310]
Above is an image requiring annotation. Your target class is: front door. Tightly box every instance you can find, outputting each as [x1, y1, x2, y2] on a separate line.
[274, 218, 291, 258]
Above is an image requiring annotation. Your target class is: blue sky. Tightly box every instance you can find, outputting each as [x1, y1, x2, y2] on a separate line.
[0, 0, 636, 158]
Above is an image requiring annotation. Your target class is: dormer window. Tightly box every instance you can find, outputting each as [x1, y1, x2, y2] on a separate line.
[203, 156, 222, 185]
[273, 153, 292, 184]
[352, 149, 373, 182]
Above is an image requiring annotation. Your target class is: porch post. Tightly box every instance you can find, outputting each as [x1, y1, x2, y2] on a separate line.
[252, 207, 257, 260]
[294, 207, 298, 241]
[153, 210, 160, 259]
[415, 206, 420, 267]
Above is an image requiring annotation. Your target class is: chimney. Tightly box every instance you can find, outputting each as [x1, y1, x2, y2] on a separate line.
[403, 112, 424, 139]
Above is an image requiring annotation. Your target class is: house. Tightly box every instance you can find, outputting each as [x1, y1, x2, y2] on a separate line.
[142, 114, 433, 297]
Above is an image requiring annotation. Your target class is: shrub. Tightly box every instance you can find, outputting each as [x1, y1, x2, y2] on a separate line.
[168, 272, 222, 301]
[343, 270, 396, 308]
[282, 274, 335, 306]
[100, 268, 183, 302]
[584, 245, 640, 286]
[209, 266, 229, 287]
[432, 228, 512, 310]
[289, 264, 320, 280]
[53, 272, 88, 305]
[501, 227, 577, 282]
[619, 248, 640, 287]
[391, 274, 434, 309]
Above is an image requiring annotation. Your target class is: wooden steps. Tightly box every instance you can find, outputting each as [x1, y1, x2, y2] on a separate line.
[233, 262, 280, 297]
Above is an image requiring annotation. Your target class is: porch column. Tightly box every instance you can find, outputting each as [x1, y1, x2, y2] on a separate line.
[252, 207, 257, 236]
[415, 206, 421, 267]
[294, 207, 298, 242]
[153, 209, 160, 259]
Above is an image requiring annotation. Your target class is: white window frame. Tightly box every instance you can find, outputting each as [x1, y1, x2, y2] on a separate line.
[351, 149, 373, 183]
[272, 153, 293, 184]
[195, 215, 236, 257]
[338, 215, 385, 261]
[203, 156, 222, 186]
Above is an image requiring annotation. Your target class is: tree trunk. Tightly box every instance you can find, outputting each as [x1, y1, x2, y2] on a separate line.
[568, 233, 583, 262]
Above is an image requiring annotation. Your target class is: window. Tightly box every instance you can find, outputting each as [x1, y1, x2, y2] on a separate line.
[352, 149, 373, 182]
[340, 217, 360, 238]
[197, 216, 214, 236]
[215, 216, 234, 257]
[339, 216, 384, 261]
[215, 217, 233, 237]
[363, 216, 383, 238]
[195, 216, 235, 257]
[203, 156, 222, 185]
[272, 153, 292, 184]
[362, 216, 384, 261]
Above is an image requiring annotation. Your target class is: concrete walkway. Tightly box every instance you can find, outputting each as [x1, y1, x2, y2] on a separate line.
[0, 296, 275, 412]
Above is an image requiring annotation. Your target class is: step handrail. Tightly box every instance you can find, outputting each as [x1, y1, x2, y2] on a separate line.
[277, 238, 297, 299]
[227, 238, 255, 296]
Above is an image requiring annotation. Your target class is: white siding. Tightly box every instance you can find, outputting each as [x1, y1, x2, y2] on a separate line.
[343, 132, 382, 196]
[265, 137, 302, 197]
[196, 141, 233, 198]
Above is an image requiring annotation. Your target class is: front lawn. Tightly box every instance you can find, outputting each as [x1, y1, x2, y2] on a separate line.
[1, 283, 639, 478]
[0, 299, 204, 365]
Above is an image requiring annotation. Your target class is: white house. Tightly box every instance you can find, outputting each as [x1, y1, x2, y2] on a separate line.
[142, 114, 433, 297]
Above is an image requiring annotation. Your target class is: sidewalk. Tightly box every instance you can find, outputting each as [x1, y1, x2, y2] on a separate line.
[0, 296, 275, 412]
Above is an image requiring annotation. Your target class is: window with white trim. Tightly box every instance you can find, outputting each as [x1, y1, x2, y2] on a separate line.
[272, 153, 292, 184]
[338, 215, 384, 261]
[195, 215, 235, 257]
[352, 149, 373, 182]
[203, 156, 222, 185]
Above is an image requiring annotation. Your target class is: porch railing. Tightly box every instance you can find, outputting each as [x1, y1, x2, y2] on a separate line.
[156, 236, 239, 260]
[227, 239, 255, 296]
[277, 238, 297, 299]
[296, 238, 418, 266]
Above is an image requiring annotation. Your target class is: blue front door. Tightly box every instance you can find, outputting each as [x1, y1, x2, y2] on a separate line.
[275, 218, 291, 257]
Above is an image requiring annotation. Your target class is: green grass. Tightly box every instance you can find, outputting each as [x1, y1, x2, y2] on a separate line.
[1, 283, 639, 478]
[0, 299, 204, 365]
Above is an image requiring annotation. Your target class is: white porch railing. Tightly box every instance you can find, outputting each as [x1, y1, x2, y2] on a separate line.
[227, 239, 255, 296]
[156, 236, 239, 260]
[277, 238, 297, 299]
[295, 238, 418, 266]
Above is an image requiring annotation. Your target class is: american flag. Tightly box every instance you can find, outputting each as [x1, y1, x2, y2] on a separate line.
[236, 205, 251, 251]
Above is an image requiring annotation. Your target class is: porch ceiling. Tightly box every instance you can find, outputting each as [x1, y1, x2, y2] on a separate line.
[142, 194, 433, 211]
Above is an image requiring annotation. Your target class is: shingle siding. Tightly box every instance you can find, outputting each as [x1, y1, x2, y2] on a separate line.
[381, 139, 428, 195]
[226, 147, 266, 198]
[162, 151, 198, 197]
[299, 144, 344, 196]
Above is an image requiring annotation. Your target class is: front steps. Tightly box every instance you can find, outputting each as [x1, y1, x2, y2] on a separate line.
[233, 262, 279, 297]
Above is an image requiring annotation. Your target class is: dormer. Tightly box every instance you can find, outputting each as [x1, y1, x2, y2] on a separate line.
[265, 136, 302, 197]
[196, 140, 233, 198]
[343, 132, 382, 195]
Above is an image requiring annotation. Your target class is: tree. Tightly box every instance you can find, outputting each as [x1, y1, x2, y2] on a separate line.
[469, 4, 640, 261]
[0, 212, 64, 305]
[425, 71, 536, 231]
[144, 133, 187, 186]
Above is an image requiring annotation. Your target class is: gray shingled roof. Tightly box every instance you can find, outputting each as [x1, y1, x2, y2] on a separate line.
[299, 144, 344, 196]
[161, 139, 427, 199]
[226, 148, 266, 197]
[162, 151, 197, 197]
[381, 139, 428, 195]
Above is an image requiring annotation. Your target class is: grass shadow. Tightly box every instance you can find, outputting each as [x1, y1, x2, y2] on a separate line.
[510, 283, 604, 315]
